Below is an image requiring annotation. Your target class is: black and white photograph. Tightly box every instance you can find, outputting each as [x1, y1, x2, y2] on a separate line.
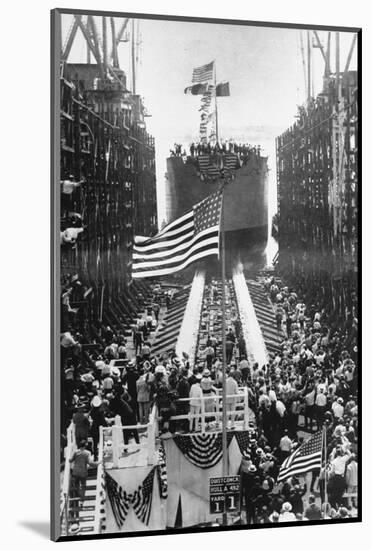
[51, 8, 360, 541]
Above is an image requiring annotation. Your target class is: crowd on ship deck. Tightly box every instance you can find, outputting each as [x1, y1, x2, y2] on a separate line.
[169, 141, 261, 167]
[61, 269, 358, 522]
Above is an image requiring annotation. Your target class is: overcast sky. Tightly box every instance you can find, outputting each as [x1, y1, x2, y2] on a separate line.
[62, 15, 357, 227]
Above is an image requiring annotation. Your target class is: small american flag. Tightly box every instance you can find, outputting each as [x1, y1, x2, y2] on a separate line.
[277, 430, 323, 483]
[192, 61, 214, 83]
[132, 468, 155, 524]
[133, 191, 222, 278]
[105, 472, 130, 528]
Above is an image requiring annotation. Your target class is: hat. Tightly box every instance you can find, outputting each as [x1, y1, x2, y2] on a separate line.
[95, 360, 105, 369]
[155, 365, 166, 375]
[91, 396, 102, 408]
[282, 502, 292, 512]
[248, 465, 257, 473]
[69, 523, 80, 534]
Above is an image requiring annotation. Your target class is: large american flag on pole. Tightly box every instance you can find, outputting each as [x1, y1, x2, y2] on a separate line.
[277, 430, 323, 483]
[192, 61, 215, 83]
[132, 191, 222, 278]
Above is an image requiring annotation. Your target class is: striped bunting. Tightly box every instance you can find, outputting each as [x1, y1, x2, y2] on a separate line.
[277, 430, 323, 483]
[224, 154, 238, 170]
[173, 433, 232, 469]
[132, 191, 222, 278]
[105, 469, 156, 528]
[192, 61, 214, 83]
[172, 431, 250, 469]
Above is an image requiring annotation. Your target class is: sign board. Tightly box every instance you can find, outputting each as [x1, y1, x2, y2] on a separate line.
[209, 475, 240, 514]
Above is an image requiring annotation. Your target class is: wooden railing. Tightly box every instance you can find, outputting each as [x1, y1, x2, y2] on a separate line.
[60, 422, 76, 535]
[167, 387, 250, 432]
[102, 404, 158, 468]
[93, 425, 105, 534]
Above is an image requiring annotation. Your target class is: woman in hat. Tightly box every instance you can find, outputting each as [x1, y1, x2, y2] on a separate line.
[278, 501, 296, 522]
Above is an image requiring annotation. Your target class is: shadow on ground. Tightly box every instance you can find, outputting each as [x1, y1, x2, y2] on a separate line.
[18, 521, 49, 539]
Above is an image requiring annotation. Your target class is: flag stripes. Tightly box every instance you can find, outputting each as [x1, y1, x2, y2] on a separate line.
[132, 192, 222, 278]
[192, 61, 214, 83]
[277, 431, 323, 483]
[105, 468, 157, 528]
[133, 228, 218, 261]
[172, 431, 250, 469]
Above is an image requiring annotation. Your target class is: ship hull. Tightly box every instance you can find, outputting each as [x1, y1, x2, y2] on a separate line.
[165, 155, 269, 248]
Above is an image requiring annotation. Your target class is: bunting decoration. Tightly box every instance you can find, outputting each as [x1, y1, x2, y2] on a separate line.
[196, 153, 239, 182]
[173, 433, 228, 469]
[105, 468, 156, 528]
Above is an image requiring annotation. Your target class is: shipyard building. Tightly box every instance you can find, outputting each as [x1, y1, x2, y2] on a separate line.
[60, 63, 157, 336]
[276, 70, 358, 318]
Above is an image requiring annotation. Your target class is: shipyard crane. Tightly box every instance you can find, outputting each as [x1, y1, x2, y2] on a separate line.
[299, 30, 357, 104]
[61, 14, 139, 93]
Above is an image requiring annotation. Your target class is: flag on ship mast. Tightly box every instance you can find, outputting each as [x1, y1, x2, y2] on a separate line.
[132, 191, 222, 278]
[216, 82, 231, 96]
[184, 83, 209, 95]
[192, 61, 215, 83]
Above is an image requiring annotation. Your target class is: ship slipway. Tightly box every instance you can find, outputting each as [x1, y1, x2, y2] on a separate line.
[153, 266, 282, 370]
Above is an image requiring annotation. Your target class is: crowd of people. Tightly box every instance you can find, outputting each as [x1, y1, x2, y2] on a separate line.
[62, 267, 358, 523]
[169, 140, 262, 167]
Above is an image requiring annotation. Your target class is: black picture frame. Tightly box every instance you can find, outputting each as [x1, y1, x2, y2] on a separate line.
[51, 8, 361, 542]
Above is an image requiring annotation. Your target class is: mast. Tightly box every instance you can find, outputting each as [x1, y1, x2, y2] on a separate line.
[214, 60, 219, 142]
[307, 30, 311, 103]
[131, 19, 136, 94]
[220, 184, 228, 526]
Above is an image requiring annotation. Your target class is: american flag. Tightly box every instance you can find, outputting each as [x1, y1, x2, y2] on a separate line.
[277, 430, 323, 483]
[105, 472, 131, 528]
[132, 191, 222, 278]
[105, 469, 155, 527]
[234, 431, 251, 457]
[192, 61, 214, 83]
[132, 468, 155, 524]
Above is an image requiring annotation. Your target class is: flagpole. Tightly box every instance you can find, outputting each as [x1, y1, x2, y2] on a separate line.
[220, 183, 228, 526]
[214, 60, 219, 143]
[323, 424, 328, 512]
